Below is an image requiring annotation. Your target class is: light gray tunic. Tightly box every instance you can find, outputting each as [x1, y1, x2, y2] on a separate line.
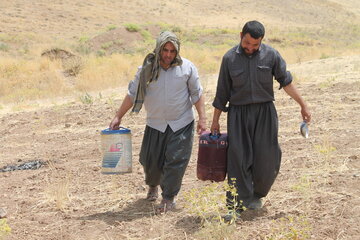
[128, 58, 203, 133]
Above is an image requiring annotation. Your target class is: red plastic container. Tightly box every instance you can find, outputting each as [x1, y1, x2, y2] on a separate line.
[197, 131, 228, 182]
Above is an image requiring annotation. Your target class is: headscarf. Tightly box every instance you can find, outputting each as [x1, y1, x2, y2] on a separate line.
[131, 31, 182, 113]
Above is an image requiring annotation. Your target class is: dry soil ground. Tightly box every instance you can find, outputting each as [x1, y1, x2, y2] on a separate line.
[1, 55, 360, 239]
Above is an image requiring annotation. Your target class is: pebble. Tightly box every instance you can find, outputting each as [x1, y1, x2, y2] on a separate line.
[0, 208, 7, 218]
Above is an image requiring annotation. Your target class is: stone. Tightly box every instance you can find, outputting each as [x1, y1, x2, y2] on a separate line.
[0, 208, 7, 218]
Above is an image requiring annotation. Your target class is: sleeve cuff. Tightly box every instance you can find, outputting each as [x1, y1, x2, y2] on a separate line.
[278, 72, 293, 90]
[212, 100, 228, 112]
[190, 87, 203, 104]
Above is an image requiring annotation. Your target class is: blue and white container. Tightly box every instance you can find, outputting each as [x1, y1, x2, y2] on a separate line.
[100, 127, 132, 174]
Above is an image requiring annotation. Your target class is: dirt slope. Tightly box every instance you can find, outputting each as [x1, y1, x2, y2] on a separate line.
[1, 55, 359, 239]
[1, 0, 358, 42]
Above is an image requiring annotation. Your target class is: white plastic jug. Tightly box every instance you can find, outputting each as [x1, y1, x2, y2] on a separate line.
[100, 127, 132, 174]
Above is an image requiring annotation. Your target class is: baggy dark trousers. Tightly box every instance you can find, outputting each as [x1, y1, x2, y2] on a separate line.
[226, 102, 281, 208]
[139, 121, 194, 200]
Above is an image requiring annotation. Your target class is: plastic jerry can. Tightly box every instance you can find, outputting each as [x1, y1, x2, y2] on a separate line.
[197, 131, 228, 182]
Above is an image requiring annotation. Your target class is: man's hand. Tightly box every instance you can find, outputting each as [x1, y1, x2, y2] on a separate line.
[109, 116, 121, 130]
[197, 118, 206, 135]
[194, 95, 207, 135]
[301, 106, 311, 123]
[210, 121, 220, 135]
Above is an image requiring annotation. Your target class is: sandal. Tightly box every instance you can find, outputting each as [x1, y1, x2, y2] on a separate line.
[146, 186, 158, 201]
[155, 199, 176, 214]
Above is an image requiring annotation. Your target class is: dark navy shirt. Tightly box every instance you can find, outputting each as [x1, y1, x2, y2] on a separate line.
[213, 44, 292, 111]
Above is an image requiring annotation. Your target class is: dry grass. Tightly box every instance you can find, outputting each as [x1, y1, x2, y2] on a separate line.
[1, 16, 359, 104]
[75, 54, 143, 92]
[2, 40, 346, 105]
[44, 174, 71, 211]
[181, 47, 224, 75]
[0, 57, 70, 103]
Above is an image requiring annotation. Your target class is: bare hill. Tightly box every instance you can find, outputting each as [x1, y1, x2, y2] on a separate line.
[1, 0, 359, 43]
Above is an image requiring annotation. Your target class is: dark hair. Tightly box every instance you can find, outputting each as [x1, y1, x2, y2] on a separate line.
[242, 20, 265, 39]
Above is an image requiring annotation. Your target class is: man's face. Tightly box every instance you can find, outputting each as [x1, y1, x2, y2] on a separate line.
[240, 32, 262, 56]
[160, 42, 177, 68]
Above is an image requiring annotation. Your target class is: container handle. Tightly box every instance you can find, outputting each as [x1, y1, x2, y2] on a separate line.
[101, 126, 131, 134]
[106, 126, 130, 131]
[209, 131, 220, 140]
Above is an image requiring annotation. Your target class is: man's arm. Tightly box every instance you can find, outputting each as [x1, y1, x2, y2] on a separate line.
[283, 83, 311, 123]
[194, 94, 207, 134]
[109, 95, 134, 130]
[210, 107, 223, 134]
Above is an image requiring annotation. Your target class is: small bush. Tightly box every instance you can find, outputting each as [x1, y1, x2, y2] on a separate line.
[124, 23, 141, 32]
[183, 181, 239, 239]
[96, 50, 106, 57]
[0, 42, 9, 52]
[106, 24, 117, 31]
[62, 56, 83, 76]
[267, 215, 311, 239]
[101, 41, 114, 50]
[78, 36, 89, 43]
[140, 30, 152, 41]
[0, 219, 11, 239]
[170, 25, 182, 33]
[75, 44, 91, 55]
[79, 92, 94, 105]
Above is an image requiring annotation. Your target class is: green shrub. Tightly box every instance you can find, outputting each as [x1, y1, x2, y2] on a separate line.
[79, 92, 93, 105]
[101, 41, 114, 50]
[78, 35, 89, 43]
[106, 24, 117, 31]
[0, 219, 11, 239]
[124, 23, 141, 32]
[0, 42, 9, 52]
[96, 50, 106, 57]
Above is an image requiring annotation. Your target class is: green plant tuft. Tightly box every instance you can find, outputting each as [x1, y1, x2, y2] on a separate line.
[106, 24, 117, 31]
[79, 92, 94, 105]
[0, 42, 9, 52]
[124, 23, 141, 32]
[0, 219, 11, 239]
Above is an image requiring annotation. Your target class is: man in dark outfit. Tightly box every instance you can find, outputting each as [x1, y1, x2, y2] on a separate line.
[210, 21, 311, 219]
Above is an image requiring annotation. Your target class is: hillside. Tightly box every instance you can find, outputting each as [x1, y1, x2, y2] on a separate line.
[1, 0, 359, 38]
[1, 0, 359, 56]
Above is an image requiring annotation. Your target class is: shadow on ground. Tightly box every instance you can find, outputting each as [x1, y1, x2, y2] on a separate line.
[240, 207, 269, 221]
[175, 215, 203, 235]
[77, 199, 156, 225]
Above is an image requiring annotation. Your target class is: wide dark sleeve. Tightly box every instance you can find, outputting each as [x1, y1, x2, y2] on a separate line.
[273, 50, 292, 89]
[212, 56, 231, 112]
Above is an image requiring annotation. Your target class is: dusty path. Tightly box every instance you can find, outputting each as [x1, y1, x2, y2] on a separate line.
[0, 56, 360, 239]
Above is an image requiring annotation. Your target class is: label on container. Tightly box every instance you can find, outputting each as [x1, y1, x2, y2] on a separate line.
[101, 132, 132, 174]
